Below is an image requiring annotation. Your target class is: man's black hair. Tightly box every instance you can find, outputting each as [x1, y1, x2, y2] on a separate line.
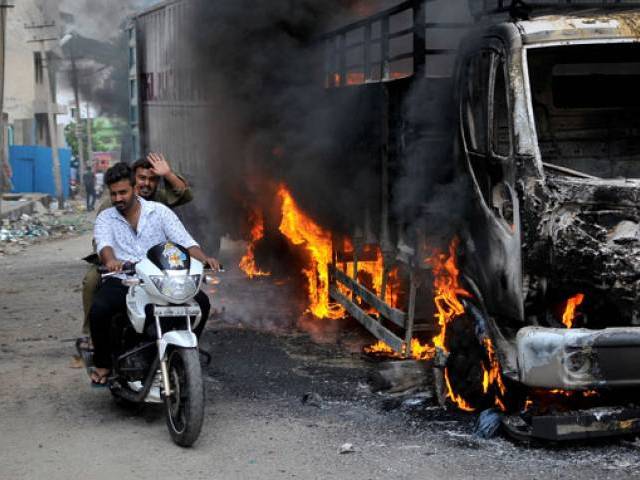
[131, 157, 152, 172]
[105, 162, 134, 186]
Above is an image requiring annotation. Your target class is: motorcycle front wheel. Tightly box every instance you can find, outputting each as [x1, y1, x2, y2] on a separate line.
[164, 348, 205, 447]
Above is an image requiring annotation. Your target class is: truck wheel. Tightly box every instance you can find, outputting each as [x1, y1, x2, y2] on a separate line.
[445, 312, 528, 412]
[164, 348, 205, 447]
[444, 313, 493, 411]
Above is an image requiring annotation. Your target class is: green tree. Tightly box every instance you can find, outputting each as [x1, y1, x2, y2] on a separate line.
[64, 117, 126, 161]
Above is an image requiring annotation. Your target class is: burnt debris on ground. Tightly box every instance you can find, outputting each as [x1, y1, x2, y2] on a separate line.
[198, 322, 640, 473]
[0, 201, 92, 255]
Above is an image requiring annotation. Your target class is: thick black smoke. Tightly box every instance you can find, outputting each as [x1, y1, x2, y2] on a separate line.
[60, 33, 128, 119]
[186, 0, 375, 240]
[391, 0, 474, 249]
[56, 1, 155, 118]
[185, 0, 471, 253]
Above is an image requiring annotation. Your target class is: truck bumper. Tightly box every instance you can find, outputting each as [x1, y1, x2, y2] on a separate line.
[502, 407, 640, 441]
[516, 326, 640, 389]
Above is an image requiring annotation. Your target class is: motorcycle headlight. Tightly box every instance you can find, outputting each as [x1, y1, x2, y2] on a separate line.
[150, 274, 201, 301]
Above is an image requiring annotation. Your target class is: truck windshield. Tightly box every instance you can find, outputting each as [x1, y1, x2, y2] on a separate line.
[527, 43, 640, 179]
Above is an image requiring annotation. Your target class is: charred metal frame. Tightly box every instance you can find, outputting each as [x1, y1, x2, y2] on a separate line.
[323, 0, 467, 359]
[473, 0, 640, 18]
[330, 262, 432, 357]
[323, 0, 467, 87]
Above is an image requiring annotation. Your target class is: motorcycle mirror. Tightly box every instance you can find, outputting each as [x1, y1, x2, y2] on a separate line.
[122, 278, 141, 287]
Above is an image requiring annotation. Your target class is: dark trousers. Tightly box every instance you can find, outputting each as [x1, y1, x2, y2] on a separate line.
[89, 279, 211, 369]
[86, 188, 96, 211]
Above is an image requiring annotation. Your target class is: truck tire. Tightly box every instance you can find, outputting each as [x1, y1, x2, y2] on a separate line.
[445, 313, 490, 411]
[164, 348, 205, 447]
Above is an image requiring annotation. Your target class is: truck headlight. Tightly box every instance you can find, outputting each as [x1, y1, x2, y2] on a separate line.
[565, 350, 592, 375]
[150, 274, 201, 301]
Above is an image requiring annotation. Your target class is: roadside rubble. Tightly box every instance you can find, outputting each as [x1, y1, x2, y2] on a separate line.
[338, 442, 356, 454]
[0, 201, 92, 254]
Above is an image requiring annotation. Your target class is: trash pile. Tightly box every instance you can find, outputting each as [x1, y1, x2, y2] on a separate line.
[0, 205, 91, 248]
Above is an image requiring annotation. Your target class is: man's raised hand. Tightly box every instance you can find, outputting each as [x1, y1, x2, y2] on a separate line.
[147, 152, 171, 177]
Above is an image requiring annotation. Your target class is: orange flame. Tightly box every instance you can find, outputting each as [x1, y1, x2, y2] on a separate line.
[278, 185, 344, 319]
[482, 338, 507, 397]
[426, 241, 476, 411]
[384, 267, 401, 309]
[339, 242, 385, 297]
[330, 71, 411, 88]
[444, 368, 475, 412]
[481, 338, 508, 411]
[365, 339, 395, 356]
[427, 239, 470, 352]
[428, 240, 508, 411]
[524, 388, 599, 412]
[364, 338, 434, 361]
[359, 238, 514, 412]
[562, 293, 584, 328]
[339, 243, 401, 308]
[548, 388, 598, 398]
[366, 239, 474, 410]
[366, 239, 508, 412]
[239, 208, 271, 279]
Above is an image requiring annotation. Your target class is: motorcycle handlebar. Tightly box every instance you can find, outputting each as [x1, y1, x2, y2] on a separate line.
[204, 265, 225, 273]
[98, 261, 136, 277]
[98, 262, 223, 277]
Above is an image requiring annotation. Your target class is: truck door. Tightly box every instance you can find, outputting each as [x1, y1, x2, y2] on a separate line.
[460, 42, 523, 323]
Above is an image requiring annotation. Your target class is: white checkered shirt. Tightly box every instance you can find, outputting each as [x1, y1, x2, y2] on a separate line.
[94, 196, 198, 264]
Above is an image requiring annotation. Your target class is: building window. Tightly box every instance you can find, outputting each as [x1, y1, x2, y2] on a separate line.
[34, 52, 43, 84]
[129, 47, 136, 69]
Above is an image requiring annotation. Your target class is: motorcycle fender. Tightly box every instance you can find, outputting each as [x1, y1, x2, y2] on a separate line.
[158, 331, 197, 360]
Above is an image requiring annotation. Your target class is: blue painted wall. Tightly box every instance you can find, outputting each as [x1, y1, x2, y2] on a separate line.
[9, 146, 71, 198]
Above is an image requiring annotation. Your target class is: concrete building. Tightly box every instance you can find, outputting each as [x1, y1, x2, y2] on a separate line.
[4, 0, 66, 147]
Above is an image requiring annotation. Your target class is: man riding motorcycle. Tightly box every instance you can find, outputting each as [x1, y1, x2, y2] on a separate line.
[80, 153, 193, 338]
[89, 162, 219, 384]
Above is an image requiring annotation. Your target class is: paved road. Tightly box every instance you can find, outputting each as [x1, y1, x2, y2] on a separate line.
[1, 234, 639, 480]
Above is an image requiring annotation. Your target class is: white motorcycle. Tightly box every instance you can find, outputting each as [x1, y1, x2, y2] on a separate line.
[81, 241, 216, 447]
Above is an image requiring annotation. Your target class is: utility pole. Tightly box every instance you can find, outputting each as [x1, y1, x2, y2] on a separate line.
[86, 102, 92, 167]
[26, 21, 64, 209]
[0, 1, 14, 217]
[70, 51, 85, 181]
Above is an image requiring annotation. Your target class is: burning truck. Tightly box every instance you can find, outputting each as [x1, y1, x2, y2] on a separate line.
[131, 0, 640, 440]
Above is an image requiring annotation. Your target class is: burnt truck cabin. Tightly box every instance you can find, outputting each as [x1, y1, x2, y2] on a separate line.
[322, 0, 640, 439]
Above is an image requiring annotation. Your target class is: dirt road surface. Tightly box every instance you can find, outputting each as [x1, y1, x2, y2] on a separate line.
[1, 233, 640, 480]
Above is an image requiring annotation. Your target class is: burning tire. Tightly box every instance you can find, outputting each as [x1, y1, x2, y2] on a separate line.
[441, 310, 525, 413]
[444, 313, 491, 411]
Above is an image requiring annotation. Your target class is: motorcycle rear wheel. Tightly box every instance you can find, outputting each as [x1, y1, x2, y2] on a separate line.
[164, 348, 204, 447]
